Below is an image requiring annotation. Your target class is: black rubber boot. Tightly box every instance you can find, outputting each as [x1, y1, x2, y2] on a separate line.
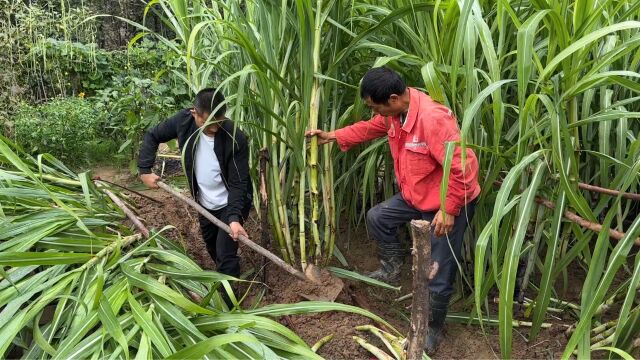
[424, 293, 450, 355]
[366, 256, 404, 284]
[366, 242, 405, 284]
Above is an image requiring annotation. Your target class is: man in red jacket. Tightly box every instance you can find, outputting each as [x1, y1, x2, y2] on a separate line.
[306, 67, 480, 354]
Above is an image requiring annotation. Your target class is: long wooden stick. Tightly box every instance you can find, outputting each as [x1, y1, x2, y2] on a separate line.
[96, 181, 150, 238]
[535, 197, 640, 246]
[576, 182, 640, 201]
[493, 181, 639, 246]
[156, 181, 310, 282]
[407, 220, 432, 360]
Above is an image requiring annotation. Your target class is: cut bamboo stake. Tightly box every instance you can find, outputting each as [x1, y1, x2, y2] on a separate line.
[407, 219, 431, 360]
[96, 181, 150, 238]
[156, 181, 310, 282]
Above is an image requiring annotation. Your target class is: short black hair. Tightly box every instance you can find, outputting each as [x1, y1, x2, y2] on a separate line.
[360, 67, 407, 104]
[194, 87, 226, 118]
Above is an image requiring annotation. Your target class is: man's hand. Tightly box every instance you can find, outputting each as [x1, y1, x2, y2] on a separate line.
[305, 129, 336, 145]
[140, 173, 160, 189]
[229, 222, 248, 241]
[432, 210, 455, 237]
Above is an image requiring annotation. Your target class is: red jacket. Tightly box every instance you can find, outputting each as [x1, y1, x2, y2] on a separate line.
[335, 88, 481, 216]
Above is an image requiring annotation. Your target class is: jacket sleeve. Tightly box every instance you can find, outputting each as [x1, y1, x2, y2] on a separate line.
[334, 115, 388, 151]
[137, 110, 184, 174]
[425, 110, 480, 216]
[226, 127, 251, 223]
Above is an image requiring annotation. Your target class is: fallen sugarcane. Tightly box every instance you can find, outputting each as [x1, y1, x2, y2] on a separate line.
[0, 137, 399, 358]
[95, 180, 150, 238]
[535, 196, 640, 246]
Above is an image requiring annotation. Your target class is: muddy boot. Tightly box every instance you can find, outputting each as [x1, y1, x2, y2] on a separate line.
[367, 256, 404, 284]
[424, 293, 450, 355]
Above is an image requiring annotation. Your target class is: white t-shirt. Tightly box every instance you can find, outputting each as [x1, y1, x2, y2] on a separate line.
[194, 132, 228, 210]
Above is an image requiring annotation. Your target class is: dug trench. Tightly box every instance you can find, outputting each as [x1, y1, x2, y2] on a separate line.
[97, 166, 578, 359]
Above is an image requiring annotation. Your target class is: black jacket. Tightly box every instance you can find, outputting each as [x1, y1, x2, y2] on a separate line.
[138, 109, 252, 223]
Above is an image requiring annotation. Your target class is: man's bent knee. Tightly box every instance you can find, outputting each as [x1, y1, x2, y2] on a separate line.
[366, 206, 382, 228]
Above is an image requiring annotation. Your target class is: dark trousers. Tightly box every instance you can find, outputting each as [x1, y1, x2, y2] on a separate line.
[198, 205, 250, 277]
[366, 193, 476, 297]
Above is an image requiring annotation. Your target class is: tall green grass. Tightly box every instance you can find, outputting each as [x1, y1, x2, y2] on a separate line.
[117, 0, 640, 357]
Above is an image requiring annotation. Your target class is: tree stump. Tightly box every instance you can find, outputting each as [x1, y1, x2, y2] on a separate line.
[406, 220, 432, 360]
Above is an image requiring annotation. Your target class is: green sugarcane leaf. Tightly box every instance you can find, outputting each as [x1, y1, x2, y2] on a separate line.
[98, 296, 129, 360]
[127, 293, 173, 358]
[121, 263, 215, 315]
[0, 252, 93, 267]
[165, 333, 259, 360]
[327, 267, 400, 291]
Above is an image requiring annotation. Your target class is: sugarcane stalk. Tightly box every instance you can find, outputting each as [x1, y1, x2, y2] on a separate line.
[584, 320, 618, 336]
[519, 205, 546, 302]
[576, 181, 640, 201]
[595, 290, 626, 315]
[493, 181, 640, 246]
[311, 334, 334, 353]
[543, 173, 640, 201]
[357, 325, 404, 359]
[526, 296, 581, 311]
[96, 181, 150, 239]
[446, 313, 556, 328]
[493, 297, 564, 313]
[535, 196, 640, 246]
[26, 172, 81, 186]
[395, 293, 413, 302]
[321, 146, 335, 265]
[307, 0, 324, 265]
[78, 234, 143, 271]
[352, 336, 395, 360]
[591, 325, 617, 343]
[269, 144, 293, 263]
[591, 333, 614, 348]
[382, 331, 407, 359]
[269, 175, 289, 263]
[298, 167, 307, 271]
[259, 148, 270, 285]
[572, 333, 616, 355]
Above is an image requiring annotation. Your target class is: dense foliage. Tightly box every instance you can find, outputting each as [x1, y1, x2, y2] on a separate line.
[0, 0, 639, 358]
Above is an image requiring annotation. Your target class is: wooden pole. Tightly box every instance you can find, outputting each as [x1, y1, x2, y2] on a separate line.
[156, 181, 311, 282]
[407, 220, 431, 360]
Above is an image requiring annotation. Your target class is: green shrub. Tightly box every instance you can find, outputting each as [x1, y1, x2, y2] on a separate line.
[14, 97, 106, 163]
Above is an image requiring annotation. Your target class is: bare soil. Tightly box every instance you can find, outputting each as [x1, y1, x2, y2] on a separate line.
[95, 166, 587, 360]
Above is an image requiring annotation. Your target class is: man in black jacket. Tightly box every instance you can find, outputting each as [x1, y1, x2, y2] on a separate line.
[138, 88, 252, 278]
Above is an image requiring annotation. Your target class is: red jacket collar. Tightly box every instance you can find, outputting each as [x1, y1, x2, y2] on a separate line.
[401, 88, 420, 133]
